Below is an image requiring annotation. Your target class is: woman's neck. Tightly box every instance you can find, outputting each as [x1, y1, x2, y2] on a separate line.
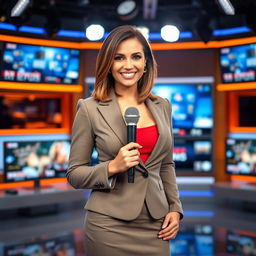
[115, 87, 139, 105]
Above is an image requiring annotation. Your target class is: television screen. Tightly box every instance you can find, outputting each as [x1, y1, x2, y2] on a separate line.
[4, 233, 76, 256]
[239, 96, 256, 127]
[152, 83, 213, 137]
[173, 139, 212, 172]
[1, 42, 80, 84]
[4, 140, 71, 182]
[171, 224, 214, 256]
[226, 138, 256, 176]
[0, 95, 62, 129]
[220, 43, 256, 83]
[226, 230, 256, 255]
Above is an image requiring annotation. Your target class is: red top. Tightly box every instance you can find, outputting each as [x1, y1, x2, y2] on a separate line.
[136, 125, 159, 163]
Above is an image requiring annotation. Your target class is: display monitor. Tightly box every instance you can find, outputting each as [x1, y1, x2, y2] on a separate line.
[170, 224, 214, 256]
[226, 138, 256, 176]
[4, 233, 76, 256]
[1, 42, 80, 84]
[173, 138, 212, 173]
[152, 83, 213, 137]
[239, 96, 256, 127]
[220, 43, 256, 83]
[226, 230, 256, 255]
[4, 139, 71, 188]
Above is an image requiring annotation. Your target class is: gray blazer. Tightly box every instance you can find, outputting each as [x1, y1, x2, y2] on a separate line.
[67, 90, 183, 221]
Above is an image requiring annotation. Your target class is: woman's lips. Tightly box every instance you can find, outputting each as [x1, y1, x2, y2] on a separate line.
[120, 72, 136, 79]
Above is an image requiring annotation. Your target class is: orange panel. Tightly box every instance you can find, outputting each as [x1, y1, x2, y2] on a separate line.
[0, 82, 83, 92]
[1, 33, 256, 50]
[217, 82, 256, 91]
[0, 34, 102, 49]
[0, 128, 70, 135]
[0, 178, 67, 190]
[231, 175, 256, 182]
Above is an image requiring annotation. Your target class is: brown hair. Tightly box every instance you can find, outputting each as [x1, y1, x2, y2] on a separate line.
[92, 25, 157, 103]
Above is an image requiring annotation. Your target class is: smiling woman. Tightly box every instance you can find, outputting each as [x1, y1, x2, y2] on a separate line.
[111, 38, 146, 91]
[67, 25, 183, 256]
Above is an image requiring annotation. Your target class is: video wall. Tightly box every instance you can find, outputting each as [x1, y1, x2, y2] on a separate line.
[152, 81, 214, 174]
[0, 134, 70, 185]
[3, 232, 76, 256]
[226, 138, 256, 176]
[220, 43, 256, 83]
[170, 224, 214, 256]
[152, 83, 213, 137]
[0, 42, 80, 84]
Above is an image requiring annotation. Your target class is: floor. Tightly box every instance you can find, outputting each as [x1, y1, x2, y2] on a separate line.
[1, 197, 256, 256]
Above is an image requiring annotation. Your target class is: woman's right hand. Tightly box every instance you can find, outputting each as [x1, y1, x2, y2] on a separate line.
[108, 142, 142, 177]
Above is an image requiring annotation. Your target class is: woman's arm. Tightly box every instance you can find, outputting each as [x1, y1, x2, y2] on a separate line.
[160, 99, 183, 219]
[66, 99, 116, 190]
[158, 99, 183, 240]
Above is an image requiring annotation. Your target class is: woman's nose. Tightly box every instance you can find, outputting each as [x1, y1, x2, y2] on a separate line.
[124, 58, 133, 69]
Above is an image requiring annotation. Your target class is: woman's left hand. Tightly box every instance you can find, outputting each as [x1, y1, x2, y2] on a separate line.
[158, 212, 180, 240]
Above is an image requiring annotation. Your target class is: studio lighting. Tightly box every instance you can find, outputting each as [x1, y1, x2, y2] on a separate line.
[160, 25, 180, 42]
[11, 0, 30, 17]
[117, 0, 138, 21]
[217, 0, 235, 15]
[137, 26, 150, 39]
[86, 24, 105, 41]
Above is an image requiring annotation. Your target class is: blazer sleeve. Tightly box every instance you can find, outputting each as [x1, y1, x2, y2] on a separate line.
[160, 98, 184, 219]
[66, 99, 116, 190]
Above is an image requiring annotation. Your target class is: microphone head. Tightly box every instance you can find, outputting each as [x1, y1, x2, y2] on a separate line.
[124, 107, 140, 125]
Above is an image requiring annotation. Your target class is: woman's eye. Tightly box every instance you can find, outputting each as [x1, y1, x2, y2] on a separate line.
[114, 56, 123, 60]
[133, 55, 142, 60]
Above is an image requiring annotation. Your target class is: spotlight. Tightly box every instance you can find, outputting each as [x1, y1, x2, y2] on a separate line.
[137, 26, 150, 39]
[117, 0, 138, 21]
[217, 0, 235, 15]
[86, 24, 105, 41]
[160, 25, 180, 42]
[11, 0, 30, 17]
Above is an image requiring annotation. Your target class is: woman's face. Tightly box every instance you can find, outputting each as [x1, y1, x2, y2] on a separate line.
[111, 37, 146, 90]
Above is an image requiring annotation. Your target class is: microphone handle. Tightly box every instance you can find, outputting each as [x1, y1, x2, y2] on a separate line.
[127, 124, 136, 183]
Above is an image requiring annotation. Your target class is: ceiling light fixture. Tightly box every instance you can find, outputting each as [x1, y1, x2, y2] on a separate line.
[160, 25, 180, 42]
[137, 26, 150, 39]
[11, 0, 30, 17]
[86, 24, 105, 41]
[217, 0, 235, 15]
[117, 0, 138, 21]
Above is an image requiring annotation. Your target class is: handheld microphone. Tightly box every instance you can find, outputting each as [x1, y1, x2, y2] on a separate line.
[124, 107, 140, 183]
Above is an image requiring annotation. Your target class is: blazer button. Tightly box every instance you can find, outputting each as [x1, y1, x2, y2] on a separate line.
[143, 172, 149, 178]
[95, 182, 100, 188]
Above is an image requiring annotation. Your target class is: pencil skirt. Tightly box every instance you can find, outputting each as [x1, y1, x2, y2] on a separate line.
[84, 202, 170, 256]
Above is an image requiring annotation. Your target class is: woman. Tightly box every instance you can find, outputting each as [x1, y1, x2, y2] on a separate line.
[67, 25, 183, 256]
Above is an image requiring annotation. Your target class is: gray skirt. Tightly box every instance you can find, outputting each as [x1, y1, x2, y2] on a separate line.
[84, 202, 170, 256]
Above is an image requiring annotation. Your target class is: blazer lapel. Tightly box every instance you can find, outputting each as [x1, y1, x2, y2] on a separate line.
[97, 92, 166, 172]
[97, 90, 126, 146]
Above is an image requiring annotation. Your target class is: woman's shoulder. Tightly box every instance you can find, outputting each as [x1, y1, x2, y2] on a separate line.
[151, 94, 171, 106]
[76, 97, 99, 113]
[77, 96, 98, 106]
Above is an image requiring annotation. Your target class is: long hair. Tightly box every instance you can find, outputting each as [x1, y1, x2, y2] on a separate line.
[92, 25, 157, 103]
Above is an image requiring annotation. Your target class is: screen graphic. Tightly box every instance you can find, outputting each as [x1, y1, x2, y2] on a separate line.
[220, 44, 256, 83]
[1, 42, 80, 84]
[226, 138, 256, 176]
[4, 140, 71, 182]
[153, 83, 213, 137]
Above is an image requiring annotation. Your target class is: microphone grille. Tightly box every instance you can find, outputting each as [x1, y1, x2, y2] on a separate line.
[124, 107, 140, 125]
